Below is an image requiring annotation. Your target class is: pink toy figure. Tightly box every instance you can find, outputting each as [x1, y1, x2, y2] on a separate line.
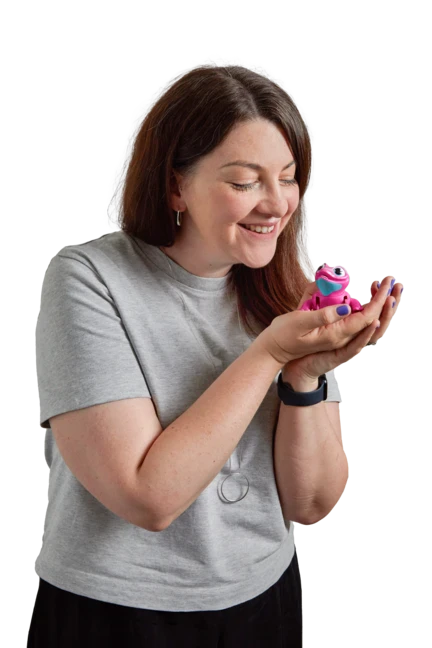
[299, 263, 364, 312]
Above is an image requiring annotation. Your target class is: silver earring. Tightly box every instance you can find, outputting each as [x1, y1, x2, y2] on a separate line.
[176, 210, 182, 227]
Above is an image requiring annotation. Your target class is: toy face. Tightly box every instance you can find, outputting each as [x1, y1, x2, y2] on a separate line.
[315, 263, 350, 295]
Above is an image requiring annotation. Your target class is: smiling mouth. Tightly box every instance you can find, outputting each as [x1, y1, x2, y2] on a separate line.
[237, 223, 279, 241]
[239, 223, 276, 234]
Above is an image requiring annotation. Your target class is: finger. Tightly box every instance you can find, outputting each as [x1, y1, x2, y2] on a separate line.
[348, 275, 395, 332]
[364, 278, 403, 310]
[371, 276, 398, 327]
[370, 275, 396, 311]
[328, 302, 380, 342]
[354, 316, 381, 340]
[370, 279, 383, 299]
[386, 281, 403, 316]
[345, 320, 381, 357]
[318, 302, 352, 327]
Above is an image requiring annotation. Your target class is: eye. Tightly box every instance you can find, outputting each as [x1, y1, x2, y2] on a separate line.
[316, 264, 325, 271]
[231, 179, 297, 192]
[333, 267, 346, 276]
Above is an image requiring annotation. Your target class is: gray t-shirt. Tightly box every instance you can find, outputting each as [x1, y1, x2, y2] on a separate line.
[35, 231, 342, 612]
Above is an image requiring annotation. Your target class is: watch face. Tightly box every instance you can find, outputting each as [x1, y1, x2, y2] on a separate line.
[322, 374, 328, 400]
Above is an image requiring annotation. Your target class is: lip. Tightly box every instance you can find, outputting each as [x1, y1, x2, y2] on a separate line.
[238, 223, 278, 240]
[318, 273, 334, 281]
[318, 272, 339, 281]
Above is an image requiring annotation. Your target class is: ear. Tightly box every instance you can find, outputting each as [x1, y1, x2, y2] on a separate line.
[297, 281, 317, 310]
[169, 169, 185, 202]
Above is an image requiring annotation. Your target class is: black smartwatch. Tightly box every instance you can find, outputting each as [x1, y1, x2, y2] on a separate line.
[277, 372, 328, 406]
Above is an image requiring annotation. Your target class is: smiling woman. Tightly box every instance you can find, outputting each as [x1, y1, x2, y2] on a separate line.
[117, 64, 315, 339]
[30, 64, 328, 648]
[157, 118, 301, 264]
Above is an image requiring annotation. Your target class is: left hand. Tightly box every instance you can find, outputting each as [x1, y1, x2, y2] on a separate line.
[284, 276, 403, 382]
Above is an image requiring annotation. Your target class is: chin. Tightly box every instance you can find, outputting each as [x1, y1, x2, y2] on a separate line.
[240, 261, 270, 270]
[235, 249, 277, 268]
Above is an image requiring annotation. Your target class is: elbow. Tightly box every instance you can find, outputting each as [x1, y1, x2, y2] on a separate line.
[300, 511, 326, 525]
[139, 508, 172, 532]
[284, 514, 319, 526]
[151, 517, 172, 532]
[135, 514, 171, 533]
[282, 499, 318, 526]
[131, 500, 172, 533]
[130, 473, 173, 532]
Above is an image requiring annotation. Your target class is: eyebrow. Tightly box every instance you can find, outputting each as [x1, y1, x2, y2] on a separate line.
[219, 159, 296, 171]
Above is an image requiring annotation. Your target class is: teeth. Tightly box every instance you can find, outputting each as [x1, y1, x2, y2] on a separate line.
[243, 224, 275, 233]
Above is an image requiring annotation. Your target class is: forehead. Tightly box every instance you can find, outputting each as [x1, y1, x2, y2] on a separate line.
[207, 119, 295, 169]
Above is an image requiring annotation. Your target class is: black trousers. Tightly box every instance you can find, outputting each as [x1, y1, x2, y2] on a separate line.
[27, 547, 302, 647]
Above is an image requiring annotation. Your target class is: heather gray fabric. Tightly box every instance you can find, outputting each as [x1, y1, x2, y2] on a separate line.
[34, 231, 342, 612]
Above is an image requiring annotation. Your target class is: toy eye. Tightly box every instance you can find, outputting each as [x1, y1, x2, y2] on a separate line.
[333, 267, 346, 276]
[317, 264, 325, 271]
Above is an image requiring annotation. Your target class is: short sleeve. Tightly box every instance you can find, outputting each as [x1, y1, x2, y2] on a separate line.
[36, 254, 151, 429]
[325, 368, 342, 402]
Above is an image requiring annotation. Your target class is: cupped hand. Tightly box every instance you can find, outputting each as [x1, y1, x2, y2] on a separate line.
[363, 277, 402, 345]
[283, 275, 403, 381]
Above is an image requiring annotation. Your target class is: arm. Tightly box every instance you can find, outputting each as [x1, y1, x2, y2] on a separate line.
[138, 335, 286, 530]
[273, 366, 349, 525]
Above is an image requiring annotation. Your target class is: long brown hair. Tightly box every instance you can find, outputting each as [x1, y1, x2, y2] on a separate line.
[113, 64, 315, 338]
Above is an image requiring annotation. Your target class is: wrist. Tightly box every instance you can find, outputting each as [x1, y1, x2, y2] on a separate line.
[253, 332, 286, 370]
[281, 366, 320, 392]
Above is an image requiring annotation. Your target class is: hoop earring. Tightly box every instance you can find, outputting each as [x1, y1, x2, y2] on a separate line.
[176, 210, 182, 227]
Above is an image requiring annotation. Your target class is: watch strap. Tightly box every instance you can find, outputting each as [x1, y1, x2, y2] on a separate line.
[277, 372, 328, 406]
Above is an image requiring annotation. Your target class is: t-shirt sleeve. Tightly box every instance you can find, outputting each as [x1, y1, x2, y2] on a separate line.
[325, 368, 342, 402]
[36, 253, 151, 429]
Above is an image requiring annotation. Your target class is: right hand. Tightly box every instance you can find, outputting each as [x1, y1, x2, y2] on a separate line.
[258, 304, 361, 365]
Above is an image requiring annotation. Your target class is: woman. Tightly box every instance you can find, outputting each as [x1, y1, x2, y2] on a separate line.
[28, 64, 401, 647]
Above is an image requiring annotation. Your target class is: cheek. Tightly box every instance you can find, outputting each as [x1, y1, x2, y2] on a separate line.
[218, 190, 249, 221]
[285, 192, 300, 222]
[279, 207, 297, 233]
[214, 185, 300, 224]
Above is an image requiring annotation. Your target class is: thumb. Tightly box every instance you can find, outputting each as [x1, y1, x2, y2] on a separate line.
[313, 302, 351, 327]
[295, 302, 352, 336]
[334, 303, 351, 317]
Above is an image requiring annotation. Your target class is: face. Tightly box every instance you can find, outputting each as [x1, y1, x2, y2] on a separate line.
[161, 118, 300, 278]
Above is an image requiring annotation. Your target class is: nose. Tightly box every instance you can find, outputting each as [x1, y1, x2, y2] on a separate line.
[261, 187, 290, 219]
[262, 202, 288, 222]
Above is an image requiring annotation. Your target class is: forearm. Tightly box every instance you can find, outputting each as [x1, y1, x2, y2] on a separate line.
[274, 368, 349, 525]
[140, 335, 284, 529]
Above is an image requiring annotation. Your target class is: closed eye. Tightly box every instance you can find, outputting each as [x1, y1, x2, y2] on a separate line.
[231, 179, 297, 192]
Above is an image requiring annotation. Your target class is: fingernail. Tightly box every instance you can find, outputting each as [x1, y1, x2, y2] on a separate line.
[392, 301, 396, 308]
[337, 305, 349, 315]
[401, 288, 403, 293]
[377, 282, 381, 288]
[387, 289, 391, 295]
[391, 279, 396, 288]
